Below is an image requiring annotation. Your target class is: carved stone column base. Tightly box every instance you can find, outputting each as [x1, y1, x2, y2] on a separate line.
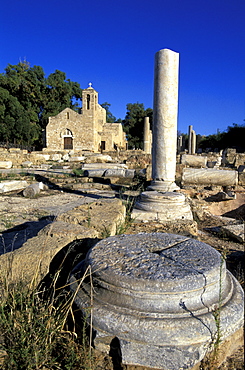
[148, 180, 180, 192]
[131, 190, 193, 221]
[71, 233, 244, 370]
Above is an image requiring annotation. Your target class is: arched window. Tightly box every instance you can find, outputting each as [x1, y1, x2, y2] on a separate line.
[87, 94, 90, 109]
[63, 128, 73, 137]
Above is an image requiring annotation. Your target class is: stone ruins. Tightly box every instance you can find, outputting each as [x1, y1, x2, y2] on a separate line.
[44, 84, 127, 152]
[0, 49, 244, 370]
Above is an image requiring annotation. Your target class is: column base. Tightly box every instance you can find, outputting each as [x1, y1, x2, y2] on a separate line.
[131, 190, 193, 222]
[148, 180, 180, 192]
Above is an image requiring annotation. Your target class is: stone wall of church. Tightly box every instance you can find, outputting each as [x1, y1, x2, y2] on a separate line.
[45, 87, 126, 152]
[45, 108, 95, 152]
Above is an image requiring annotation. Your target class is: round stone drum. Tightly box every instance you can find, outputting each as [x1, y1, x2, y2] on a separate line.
[71, 233, 244, 370]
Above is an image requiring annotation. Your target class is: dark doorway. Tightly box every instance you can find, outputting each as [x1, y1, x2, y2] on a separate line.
[64, 137, 73, 149]
[101, 141, 106, 151]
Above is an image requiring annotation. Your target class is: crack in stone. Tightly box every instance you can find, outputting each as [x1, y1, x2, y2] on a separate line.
[148, 237, 190, 254]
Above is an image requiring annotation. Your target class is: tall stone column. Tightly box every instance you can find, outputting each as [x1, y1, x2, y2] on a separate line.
[143, 117, 151, 154]
[149, 49, 179, 192]
[191, 129, 196, 154]
[188, 125, 193, 154]
[131, 48, 193, 222]
[177, 135, 183, 154]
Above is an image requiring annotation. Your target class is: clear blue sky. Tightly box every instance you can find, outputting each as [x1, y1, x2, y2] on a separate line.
[1, 0, 244, 136]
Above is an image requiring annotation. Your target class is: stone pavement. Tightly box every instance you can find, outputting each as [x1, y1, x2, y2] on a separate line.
[0, 190, 125, 285]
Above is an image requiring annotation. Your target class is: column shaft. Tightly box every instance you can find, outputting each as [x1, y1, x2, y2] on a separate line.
[151, 49, 179, 191]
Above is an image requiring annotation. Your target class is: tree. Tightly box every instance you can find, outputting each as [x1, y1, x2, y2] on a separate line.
[220, 123, 245, 152]
[198, 123, 245, 152]
[122, 103, 153, 149]
[0, 62, 83, 148]
[101, 102, 116, 123]
[0, 87, 40, 145]
[41, 70, 83, 126]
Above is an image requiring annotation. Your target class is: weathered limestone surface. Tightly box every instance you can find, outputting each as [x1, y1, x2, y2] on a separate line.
[104, 169, 135, 178]
[0, 180, 28, 193]
[45, 87, 127, 152]
[143, 117, 151, 154]
[56, 198, 126, 237]
[21, 161, 33, 168]
[220, 223, 244, 243]
[0, 221, 99, 285]
[68, 156, 86, 162]
[0, 161, 12, 169]
[133, 48, 193, 222]
[182, 168, 238, 186]
[83, 169, 106, 177]
[82, 163, 127, 170]
[82, 168, 135, 179]
[191, 129, 196, 154]
[85, 154, 113, 163]
[23, 182, 43, 198]
[132, 191, 193, 221]
[71, 233, 244, 370]
[188, 125, 196, 154]
[150, 48, 179, 192]
[181, 154, 207, 168]
[29, 153, 50, 161]
[0, 197, 126, 285]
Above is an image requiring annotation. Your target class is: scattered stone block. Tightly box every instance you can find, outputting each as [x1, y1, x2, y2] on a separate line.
[50, 153, 62, 161]
[0, 180, 28, 193]
[104, 169, 126, 177]
[21, 161, 33, 168]
[238, 165, 245, 173]
[8, 148, 21, 152]
[181, 154, 207, 167]
[83, 169, 106, 177]
[23, 182, 46, 198]
[62, 153, 70, 161]
[238, 172, 245, 185]
[30, 153, 50, 161]
[182, 168, 238, 186]
[207, 160, 217, 168]
[82, 163, 127, 170]
[0, 221, 99, 285]
[125, 169, 136, 178]
[220, 223, 244, 243]
[0, 161, 12, 169]
[86, 154, 113, 163]
[68, 156, 86, 162]
[208, 191, 236, 201]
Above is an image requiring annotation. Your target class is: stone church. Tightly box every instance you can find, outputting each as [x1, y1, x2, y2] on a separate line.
[44, 84, 127, 152]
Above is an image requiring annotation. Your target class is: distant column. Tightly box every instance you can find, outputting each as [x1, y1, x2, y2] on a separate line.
[143, 117, 151, 154]
[149, 48, 179, 192]
[188, 125, 193, 154]
[177, 135, 183, 154]
[191, 129, 196, 154]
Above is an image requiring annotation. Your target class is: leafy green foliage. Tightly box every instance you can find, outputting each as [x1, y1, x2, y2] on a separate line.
[198, 123, 245, 152]
[100, 102, 117, 123]
[0, 61, 83, 148]
[122, 103, 153, 149]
